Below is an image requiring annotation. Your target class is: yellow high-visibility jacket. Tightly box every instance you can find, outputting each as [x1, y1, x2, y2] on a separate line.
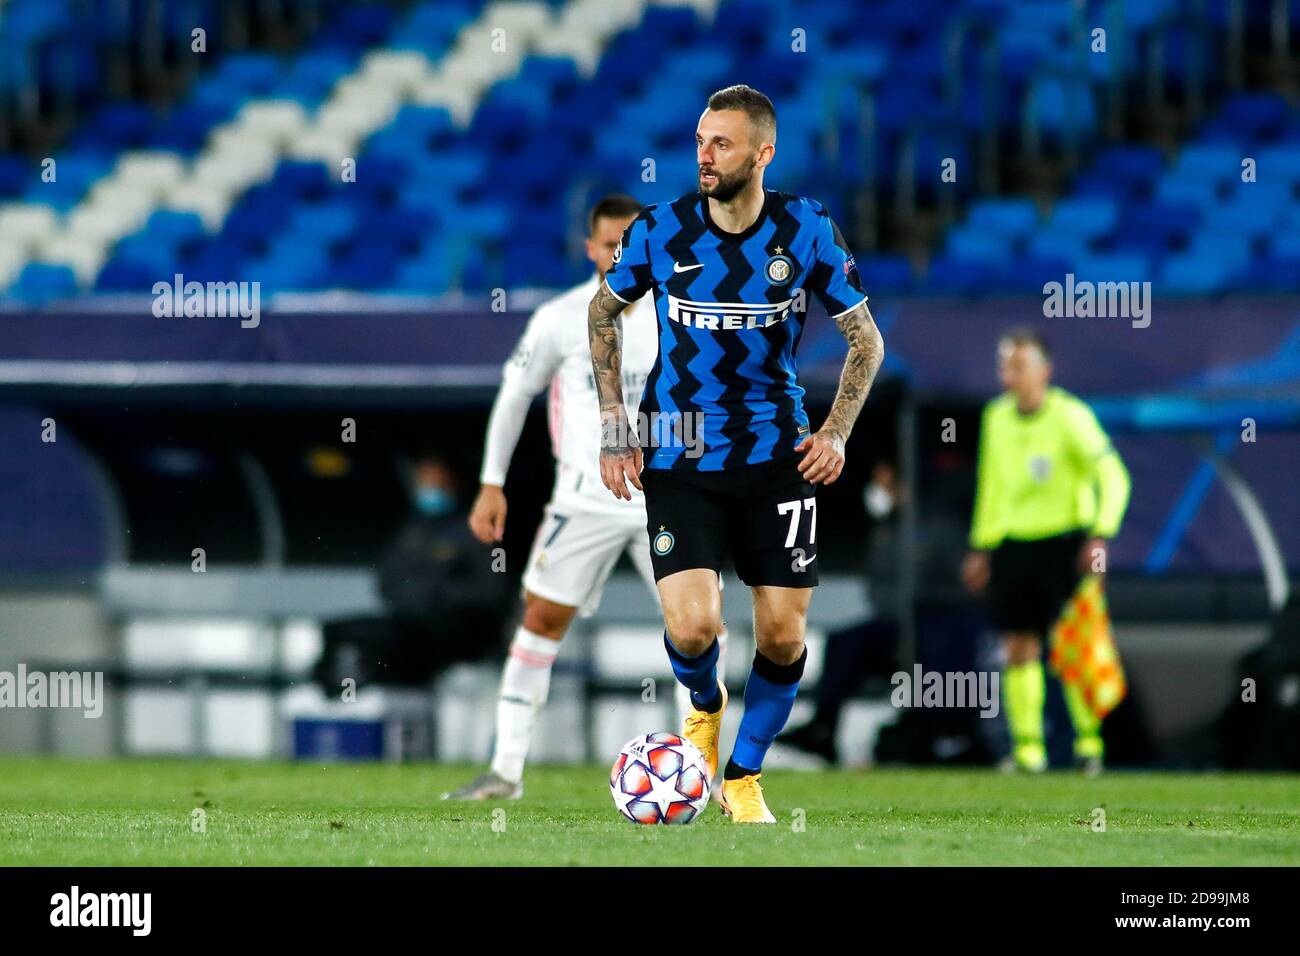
[970, 386, 1130, 549]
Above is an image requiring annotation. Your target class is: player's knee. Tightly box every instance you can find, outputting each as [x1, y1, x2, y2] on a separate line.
[663, 611, 723, 657]
[754, 616, 806, 664]
[521, 594, 575, 641]
[769, 635, 808, 664]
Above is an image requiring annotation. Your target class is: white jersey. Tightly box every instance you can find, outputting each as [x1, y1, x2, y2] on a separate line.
[480, 275, 657, 514]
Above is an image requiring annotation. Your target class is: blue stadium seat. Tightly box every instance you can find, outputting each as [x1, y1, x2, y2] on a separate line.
[1044, 198, 1118, 241]
[1117, 201, 1200, 250]
[1213, 194, 1285, 240]
[180, 241, 249, 284]
[286, 203, 358, 244]
[393, 240, 455, 294]
[1027, 76, 1098, 137]
[1002, 256, 1072, 292]
[1269, 226, 1300, 260]
[1214, 92, 1291, 139]
[97, 257, 161, 292]
[1090, 145, 1166, 192]
[9, 263, 79, 304]
[0, 156, 32, 198]
[318, 4, 397, 51]
[1184, 234, 1253, 275]
[1159, 254, 1233, 295]
[945, 228, 1012, 265]
[76, 103, 157, 151]
[330, 238, 403, 289]
[1073, 253, 1152, 284]
[141, 210, 207, 246]
[347, 208, 434, 253]
[1254, 145, 1300, 186]
[965, 199, 1040, 241]
[1155, 171, 1224, 208]
[150, 102, 238, 153]
[271, 161, 333, 200]
[924, 254, 1002, 293]
[248, 242, 329, 291]
[857, 255, 915, 294]
[1172, 143, 1245, 184]
[109, 235, 181, 275]
[18, 151, 112, 213]
[1242, 254, 1300, 293]
[280, 49, 357, 104]
[1028, 231, 1091, 263]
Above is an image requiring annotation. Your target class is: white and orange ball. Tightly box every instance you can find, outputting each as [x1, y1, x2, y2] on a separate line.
[609, 732, 710, 825]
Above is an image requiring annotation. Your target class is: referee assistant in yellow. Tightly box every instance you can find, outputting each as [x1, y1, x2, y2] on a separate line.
[962, 327, 1131, 772]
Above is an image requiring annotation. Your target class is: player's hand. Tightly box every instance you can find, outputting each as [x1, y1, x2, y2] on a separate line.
[599, 409, 643, 500]
[795, 430, 845, 485]
[468, 484, 507, 543]
[961, 550, 990, 594]
[600, 444, 644, 500]
[1080, 537, 1108, 576]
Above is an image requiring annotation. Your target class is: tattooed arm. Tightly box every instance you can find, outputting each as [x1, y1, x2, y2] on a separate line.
[588, 280, 644, 499]
[823, 301, 885, 441]
[796, 300, 885, 485]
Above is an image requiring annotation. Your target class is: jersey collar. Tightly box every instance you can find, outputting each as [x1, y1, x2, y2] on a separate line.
[700, 189, 771, 243]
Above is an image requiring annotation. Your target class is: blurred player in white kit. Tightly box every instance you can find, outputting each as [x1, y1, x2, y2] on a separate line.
[444, 195, 725, 800]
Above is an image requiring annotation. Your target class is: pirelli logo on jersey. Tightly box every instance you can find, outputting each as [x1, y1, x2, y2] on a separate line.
[667, 295, 794, 330]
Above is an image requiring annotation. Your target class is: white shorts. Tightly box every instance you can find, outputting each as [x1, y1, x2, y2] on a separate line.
[521, 500, 659, 617]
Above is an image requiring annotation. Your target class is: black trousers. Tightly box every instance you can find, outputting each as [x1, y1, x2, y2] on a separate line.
[313, 611, 503, 690]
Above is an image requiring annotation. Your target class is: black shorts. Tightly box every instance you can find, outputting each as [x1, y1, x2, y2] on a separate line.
[987, 531, 1086, 637]
[640, 454, 819, 588]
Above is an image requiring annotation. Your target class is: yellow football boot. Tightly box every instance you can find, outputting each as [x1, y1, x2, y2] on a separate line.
[719, 773, 776, 824]
[681, 681, 727, 781]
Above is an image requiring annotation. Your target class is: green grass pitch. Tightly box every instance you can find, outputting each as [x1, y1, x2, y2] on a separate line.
[1, 757, 1297, 866]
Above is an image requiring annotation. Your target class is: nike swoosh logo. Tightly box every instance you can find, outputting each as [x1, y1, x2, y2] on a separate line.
[673, 261, 704, 273]
[795, 554, 817, 568]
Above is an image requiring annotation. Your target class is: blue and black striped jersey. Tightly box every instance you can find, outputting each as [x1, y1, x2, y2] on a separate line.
[603, 189, 868, 471]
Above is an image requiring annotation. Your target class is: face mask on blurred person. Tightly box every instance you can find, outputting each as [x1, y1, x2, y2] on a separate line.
[415, 487, 455, 517]
[865, 481, 894, 519]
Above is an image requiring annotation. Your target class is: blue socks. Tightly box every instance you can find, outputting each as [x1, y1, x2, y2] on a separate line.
[664, 635, 809, 776]
[664, 632, 722, 712]
[727, 648, 807, 777]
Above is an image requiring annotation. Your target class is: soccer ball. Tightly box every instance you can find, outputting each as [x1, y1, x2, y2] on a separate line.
[610, 731, 711, 824]
[609, 732, 710, 824]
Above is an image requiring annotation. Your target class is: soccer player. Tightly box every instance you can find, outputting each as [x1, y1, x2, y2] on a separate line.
[588, 85, 885, 822]
[961, 328, 1131, 773]
[443, 195, 660, 801]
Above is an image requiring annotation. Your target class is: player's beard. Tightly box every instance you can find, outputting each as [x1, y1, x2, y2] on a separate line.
[698, 156, 756, 203]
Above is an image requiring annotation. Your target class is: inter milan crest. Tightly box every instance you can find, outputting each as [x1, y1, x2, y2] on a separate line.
[653, 525, 675, 555]
[612, 239, 622, 264]
[764, 250, 793, 285]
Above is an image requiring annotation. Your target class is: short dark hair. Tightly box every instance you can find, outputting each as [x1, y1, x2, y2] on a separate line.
[588, 194, 643, 234]
[998, 326, 1051, 360]
[706, 84, 777, 144]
